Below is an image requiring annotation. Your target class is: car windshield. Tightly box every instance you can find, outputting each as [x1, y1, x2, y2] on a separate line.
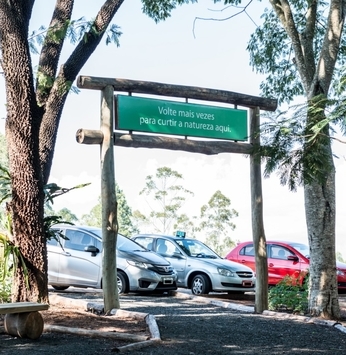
[175, 238, 219, 259]
[287, 242, 310, 258]
[117, 234, 146, 252]
[86, 228, 146, 252]
[87, 228, 102, 238]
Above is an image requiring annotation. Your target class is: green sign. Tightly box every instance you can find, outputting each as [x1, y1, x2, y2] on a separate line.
[116, 95, 248, 141]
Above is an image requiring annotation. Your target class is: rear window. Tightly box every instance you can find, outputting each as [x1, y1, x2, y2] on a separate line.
[240, 244, 255, 256]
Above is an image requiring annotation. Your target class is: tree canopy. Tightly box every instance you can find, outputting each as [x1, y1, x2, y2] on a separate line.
[213, 0, 344, 318]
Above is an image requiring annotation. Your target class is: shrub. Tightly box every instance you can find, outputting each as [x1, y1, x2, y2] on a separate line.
[0, 256, 11, 303]
[268, 274, 309, 314]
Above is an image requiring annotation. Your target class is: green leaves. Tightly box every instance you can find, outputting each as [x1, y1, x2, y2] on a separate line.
[141, 0, 197, 23]
[247, 9, 304, 104]
[255, 98, 335, 191]
[0, 165, 11, 205]
[268, 274, 309, 314]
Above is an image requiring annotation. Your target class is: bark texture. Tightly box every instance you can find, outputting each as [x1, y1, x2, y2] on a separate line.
[0, 0, 124, 303]
[0, 1, 47, 303]
[305, 175, 338, 318]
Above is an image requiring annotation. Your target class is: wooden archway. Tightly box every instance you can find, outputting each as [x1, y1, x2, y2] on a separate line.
[76, 76, 278, 314]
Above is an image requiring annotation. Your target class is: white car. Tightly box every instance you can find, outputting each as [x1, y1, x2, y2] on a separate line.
[132, 233, 256, 295]
[47, 225, 177, 294]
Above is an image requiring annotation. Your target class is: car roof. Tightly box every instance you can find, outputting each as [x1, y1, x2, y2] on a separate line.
[52, 224, 126, 240]
[238, 240, 307, 245]
[133, 233, 193, 242]
[52, 223, 100, 229]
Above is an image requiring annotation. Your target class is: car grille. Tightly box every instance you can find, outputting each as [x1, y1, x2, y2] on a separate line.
[155, 281, 177, 291]
[138, 280, 177, 290]
[149, 265, 175, 275]
[236, 271, 254, 279]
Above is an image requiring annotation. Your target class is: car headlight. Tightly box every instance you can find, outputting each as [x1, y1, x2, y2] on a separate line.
[217, 268, 235, 277]
[127, 260, 153, 269]
[337, 269, 345, 276]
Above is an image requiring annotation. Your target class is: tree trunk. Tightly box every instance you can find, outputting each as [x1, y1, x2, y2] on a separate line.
[0, 2, 48, 303]
[305, 148, 339, 319]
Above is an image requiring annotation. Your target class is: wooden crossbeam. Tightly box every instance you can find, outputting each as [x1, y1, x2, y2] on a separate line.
[0, 302, 49, 314]
[77, 76, 278, 112]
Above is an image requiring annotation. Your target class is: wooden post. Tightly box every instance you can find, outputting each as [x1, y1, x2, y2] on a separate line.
[249, 107, 268, 313]
[100, 85, 119, 312]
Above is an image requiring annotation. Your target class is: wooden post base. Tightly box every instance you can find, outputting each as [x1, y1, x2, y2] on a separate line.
[4, 311, 44, 340]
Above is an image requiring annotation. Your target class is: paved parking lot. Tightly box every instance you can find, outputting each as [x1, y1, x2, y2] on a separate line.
[47, 288, 346, 355]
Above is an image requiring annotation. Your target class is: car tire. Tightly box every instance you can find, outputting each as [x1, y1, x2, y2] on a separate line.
[117, 270, 129, 294]
[191, 274, 211, 295]
[51, 285, 69, 291]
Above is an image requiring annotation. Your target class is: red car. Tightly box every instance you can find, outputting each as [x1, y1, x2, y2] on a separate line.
[225, 240, 346, 292]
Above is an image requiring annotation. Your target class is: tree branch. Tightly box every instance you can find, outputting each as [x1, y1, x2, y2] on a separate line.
[36, 0, 74, 106]
[310, 0, 346, 97]
[39, 0, 125, 184]
[193, 1, 257, 38]
[300, 0, 318, 85]
[269, 0, 309, 91]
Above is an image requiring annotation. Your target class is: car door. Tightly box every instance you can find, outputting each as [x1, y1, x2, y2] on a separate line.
[235, 243, 256, 272]
[267, 244, 302, 285]
[154, 238, 187, 286]
[47, 235, 60, 284]
[57, 229, 102, 287]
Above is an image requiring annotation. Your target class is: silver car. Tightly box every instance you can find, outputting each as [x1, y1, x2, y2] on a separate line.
[47, 225, 177, 294]
[132, 233, 256, 295]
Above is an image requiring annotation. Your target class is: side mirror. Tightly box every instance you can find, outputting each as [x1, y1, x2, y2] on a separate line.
[84, 245, 99, 257]
[287, 255, 299, 262]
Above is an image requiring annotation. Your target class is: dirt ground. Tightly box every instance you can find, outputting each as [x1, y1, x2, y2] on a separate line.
[42, 302, 150, 334]
[2, 291, 346, 335]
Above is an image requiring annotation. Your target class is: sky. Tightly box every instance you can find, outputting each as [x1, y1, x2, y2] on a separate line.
[1, 0, 346, 255]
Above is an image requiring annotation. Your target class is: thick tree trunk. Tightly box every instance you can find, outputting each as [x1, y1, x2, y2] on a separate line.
[305, 145, 339, 319]
[0, 2, 48, 303]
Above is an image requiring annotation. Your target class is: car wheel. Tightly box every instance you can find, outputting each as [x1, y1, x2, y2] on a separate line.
[117, 270, 129, 294]
[51, 285, 69, 291]
[191, 274, 211, 295]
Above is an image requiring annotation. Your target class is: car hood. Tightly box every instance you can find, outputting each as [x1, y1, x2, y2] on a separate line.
[192, 257, 254, 272]
[118, 249, 171, 266]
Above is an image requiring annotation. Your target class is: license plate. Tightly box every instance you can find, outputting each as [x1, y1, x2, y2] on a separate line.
[163, 278, 173, 284]
[242, 281, 253, 287]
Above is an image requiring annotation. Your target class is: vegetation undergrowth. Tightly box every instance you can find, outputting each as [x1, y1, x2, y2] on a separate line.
[0, 271, 11, 303]
[0, 243, 11, 303]
[268, 274, 309, 315]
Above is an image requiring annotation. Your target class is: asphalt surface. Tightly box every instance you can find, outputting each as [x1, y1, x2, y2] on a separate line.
[1, 289, 346, 354]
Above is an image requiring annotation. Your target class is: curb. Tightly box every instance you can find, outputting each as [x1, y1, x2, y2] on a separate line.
[48, 294, 161, 352]
[173, 291, 255, 312]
